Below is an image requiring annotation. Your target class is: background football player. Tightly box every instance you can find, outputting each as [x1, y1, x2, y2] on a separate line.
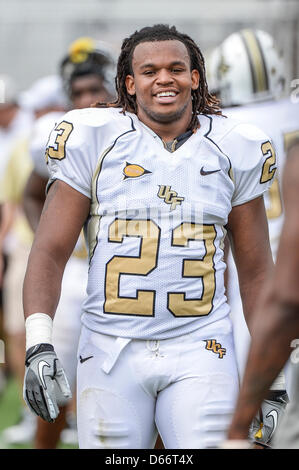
[0, 75, 33, 402]
[223, 138, 299, 449]
[0, 75, 66, 445]
[1, 38, 116, 448]
[25, 38, 116, 449]
[0, 75, 33, 286]
[207, 28, 299, 446]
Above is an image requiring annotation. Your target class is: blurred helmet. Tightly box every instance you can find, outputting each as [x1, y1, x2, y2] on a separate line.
[207, 29, 285, 107]
[18, 75, 67, 112]
[60, 37, 117, 98]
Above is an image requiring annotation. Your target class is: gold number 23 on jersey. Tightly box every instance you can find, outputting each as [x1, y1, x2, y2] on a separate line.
[104, 219, 217, 318]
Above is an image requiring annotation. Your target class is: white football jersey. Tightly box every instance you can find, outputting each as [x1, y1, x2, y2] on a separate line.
[225, 97, 299, 258]
[46, 107, 275, 340]
[30, 111, 64, 179]
[30, 110, 88, 260]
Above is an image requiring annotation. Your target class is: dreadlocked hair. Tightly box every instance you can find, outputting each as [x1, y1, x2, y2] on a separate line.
[94, 24, 222, 132]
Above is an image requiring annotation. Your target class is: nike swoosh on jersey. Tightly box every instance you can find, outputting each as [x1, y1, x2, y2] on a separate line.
[266, 409, 278, 441]
[200, 166, 221, 176]
[79, 355, 94, 364]
[38, 360, 51, 389]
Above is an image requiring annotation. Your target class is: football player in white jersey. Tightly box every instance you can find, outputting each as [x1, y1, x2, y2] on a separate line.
[223, 138, 299, 449]
[22, 24, 276, 449]
[0, 75, 33, 284]
[208, 29, 298, 446]
[0, 75, 33, 395]
[21, 38, 116, 448]
[0, 76, 66, 447]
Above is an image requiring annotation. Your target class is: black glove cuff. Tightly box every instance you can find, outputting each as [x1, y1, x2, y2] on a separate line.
[25, 343, 54, 366]
[266, 390, 289, 403]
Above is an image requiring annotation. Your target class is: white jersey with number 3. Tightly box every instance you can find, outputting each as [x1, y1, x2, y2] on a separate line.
[46, 107, 274, 340]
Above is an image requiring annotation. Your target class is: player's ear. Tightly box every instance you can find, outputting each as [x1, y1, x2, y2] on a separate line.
[125, 75, 136, 96]
[191, 69, 200, 90]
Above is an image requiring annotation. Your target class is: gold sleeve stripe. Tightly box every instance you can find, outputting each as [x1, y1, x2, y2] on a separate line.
[241, 29, 269, 94]
[91, 144, 114, 205]
[87, 144, 114, 261]
[88, 116, 137, 262]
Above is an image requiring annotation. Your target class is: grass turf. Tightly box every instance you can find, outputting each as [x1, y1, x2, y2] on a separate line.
[0, 375, 78, 449]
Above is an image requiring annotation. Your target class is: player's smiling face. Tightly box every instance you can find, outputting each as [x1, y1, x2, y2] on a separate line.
[125, 40, 199, 127]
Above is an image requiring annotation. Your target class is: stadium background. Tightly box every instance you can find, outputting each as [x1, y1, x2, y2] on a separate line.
[0, 0, 298, 449]
[0, 0, 298, 89]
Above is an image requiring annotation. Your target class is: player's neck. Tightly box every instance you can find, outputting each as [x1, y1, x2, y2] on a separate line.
[137, 108, 193, 143]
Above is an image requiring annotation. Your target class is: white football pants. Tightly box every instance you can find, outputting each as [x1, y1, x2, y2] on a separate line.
[76, 317, 239, 449]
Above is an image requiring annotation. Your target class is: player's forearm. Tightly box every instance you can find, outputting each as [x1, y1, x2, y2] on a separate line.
[228, 295, 299, 439]
[238, 262, 273, 333]
[23, 244, 64, 320]
[228, 196, 274, 332]
[23, 181, 90, 322]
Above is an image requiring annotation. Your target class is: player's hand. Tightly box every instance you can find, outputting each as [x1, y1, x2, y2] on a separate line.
[23, 343, 72, 422]
[249, 391, 289, 447]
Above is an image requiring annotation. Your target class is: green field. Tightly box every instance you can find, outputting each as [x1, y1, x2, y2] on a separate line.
[0, 376, 78, 449]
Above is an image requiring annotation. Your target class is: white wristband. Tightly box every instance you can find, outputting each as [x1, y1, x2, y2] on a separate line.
[25, 313, 53, 350]
[270, 369, 285, 391]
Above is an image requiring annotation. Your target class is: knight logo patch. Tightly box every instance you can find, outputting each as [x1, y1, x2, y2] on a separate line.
[204, 339, 226, 359]
[123, 162, 151, 179]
